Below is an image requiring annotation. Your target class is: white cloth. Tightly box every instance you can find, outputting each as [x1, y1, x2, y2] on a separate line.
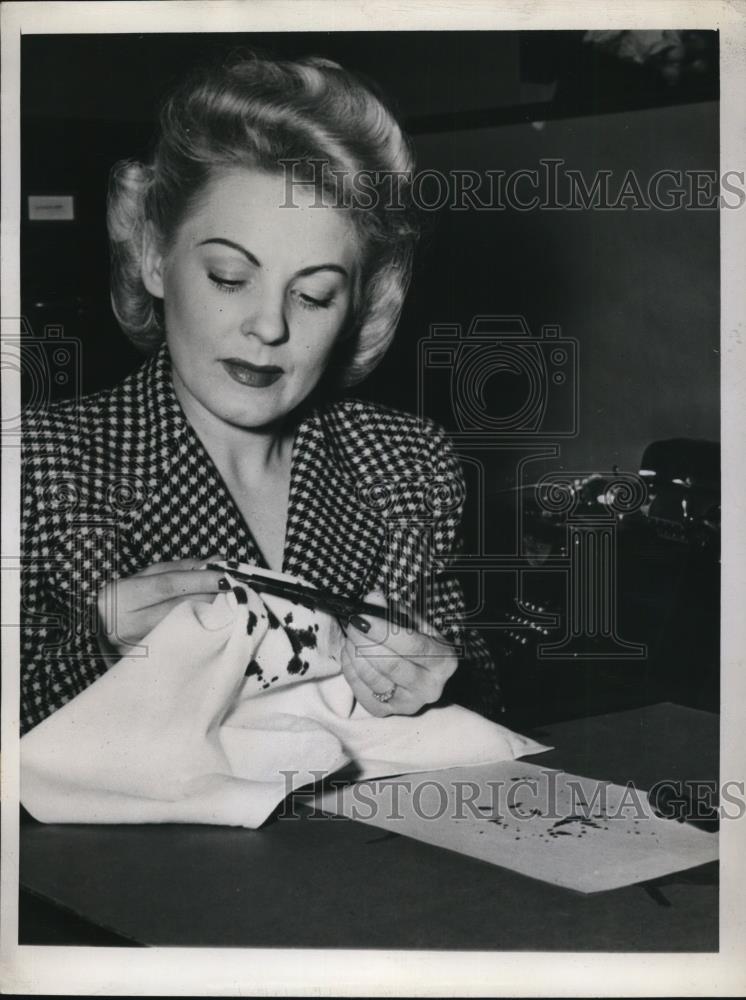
[20, 569, 548, 828]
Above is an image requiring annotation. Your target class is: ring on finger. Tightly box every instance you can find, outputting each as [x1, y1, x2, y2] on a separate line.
[373, 684, 397, 704]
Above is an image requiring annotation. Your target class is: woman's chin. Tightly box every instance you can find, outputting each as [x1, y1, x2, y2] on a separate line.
[207, 378, 288, 430]
[220, 388, 313, 432]
[220, 404, 287, 433]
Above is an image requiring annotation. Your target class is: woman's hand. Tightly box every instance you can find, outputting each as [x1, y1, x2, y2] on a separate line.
[340, 593, 458, 717]
[96, 558, 227, 659]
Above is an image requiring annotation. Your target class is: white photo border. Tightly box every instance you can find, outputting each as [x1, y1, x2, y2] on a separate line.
[2, 1, 744, 995]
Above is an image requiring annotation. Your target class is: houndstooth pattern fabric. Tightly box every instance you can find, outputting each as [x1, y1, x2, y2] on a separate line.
[20, 344, 501, 735]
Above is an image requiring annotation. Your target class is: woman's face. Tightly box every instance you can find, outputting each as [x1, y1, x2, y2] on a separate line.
[143, 168, 360, 431]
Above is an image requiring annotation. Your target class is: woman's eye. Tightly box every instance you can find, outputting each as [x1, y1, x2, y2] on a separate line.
[208, 273, 245, 294]
[295, 290, 333, 311]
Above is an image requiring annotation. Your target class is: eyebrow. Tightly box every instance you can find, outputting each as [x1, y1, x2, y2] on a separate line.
[197, 238, 349, 278]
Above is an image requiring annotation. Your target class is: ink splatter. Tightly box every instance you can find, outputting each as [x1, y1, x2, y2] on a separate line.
[245, 659, 263, 681]
[285, 624, 318, 675]
[551, 814, 602, 830]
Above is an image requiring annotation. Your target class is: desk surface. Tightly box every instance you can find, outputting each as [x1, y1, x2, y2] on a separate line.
[20, 702, 718, 951]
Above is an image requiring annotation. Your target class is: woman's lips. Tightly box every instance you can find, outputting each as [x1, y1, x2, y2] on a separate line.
[221, 358, 283, 388]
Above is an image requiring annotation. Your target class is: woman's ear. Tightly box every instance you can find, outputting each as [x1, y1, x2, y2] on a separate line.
[141, 222, 165, 299]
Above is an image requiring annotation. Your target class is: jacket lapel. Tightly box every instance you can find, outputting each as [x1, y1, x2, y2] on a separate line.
[113, 345, 263, 568]
[283, 409, 387, 599]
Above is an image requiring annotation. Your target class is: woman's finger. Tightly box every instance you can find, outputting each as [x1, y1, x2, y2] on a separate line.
[364, 652, 447, 703]
[361, 589, 432, 634]
[342, 652, 426, 716]
[341, 644, 433, 715]
[345, 646, 400, 697]
[346, 628, 455, 707]
[134, 558, 220, 577]
[105, 592, 221, 649]
[346, 587, 456, 712]
[128, 569, 227, 610]
[340, 647, 390, 717]
[349, 626, 456, 671]
[362, 589, 388, 608]
[346, 637, 420, 691]
[350, 600, 453, 661]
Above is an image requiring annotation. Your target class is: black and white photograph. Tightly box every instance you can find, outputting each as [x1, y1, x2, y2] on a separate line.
[1, 1, 745, 995]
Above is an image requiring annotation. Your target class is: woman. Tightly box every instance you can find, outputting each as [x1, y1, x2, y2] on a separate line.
[21, 52, 500, 736]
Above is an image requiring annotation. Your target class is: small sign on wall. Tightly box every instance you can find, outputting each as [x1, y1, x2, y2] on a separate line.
[27, 195, 76, 222]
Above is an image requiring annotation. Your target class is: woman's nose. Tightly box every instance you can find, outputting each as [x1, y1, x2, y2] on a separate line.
[239, 287, 288, 345]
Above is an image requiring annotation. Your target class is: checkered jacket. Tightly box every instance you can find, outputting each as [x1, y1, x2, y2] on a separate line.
[21, 344, 500, 734]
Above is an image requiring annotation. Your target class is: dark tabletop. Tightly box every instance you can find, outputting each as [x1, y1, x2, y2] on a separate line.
[19, 701, 718, 950]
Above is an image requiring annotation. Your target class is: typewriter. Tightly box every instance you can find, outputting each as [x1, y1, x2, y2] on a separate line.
[491, 438, 720, 684]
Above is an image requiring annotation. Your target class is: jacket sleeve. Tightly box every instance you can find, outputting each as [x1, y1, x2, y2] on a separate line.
[373, 418, 503, 720]
[20, 412, 118, 735]
[424, 427, 504, 719]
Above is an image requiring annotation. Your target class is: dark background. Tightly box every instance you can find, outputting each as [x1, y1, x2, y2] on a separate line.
[20, 31, 720, 725]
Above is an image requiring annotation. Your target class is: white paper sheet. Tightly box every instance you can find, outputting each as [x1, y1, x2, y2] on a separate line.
[314, 760, 719, 893]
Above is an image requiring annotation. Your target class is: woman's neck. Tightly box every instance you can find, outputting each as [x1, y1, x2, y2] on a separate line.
[171, 370, 292, 481]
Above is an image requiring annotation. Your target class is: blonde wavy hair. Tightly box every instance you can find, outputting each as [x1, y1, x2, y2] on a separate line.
[107, 52, 419, 387]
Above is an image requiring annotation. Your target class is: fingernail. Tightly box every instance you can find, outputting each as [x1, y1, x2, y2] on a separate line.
[218, 577, 231, 591]
[349, 614, 371, 633]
